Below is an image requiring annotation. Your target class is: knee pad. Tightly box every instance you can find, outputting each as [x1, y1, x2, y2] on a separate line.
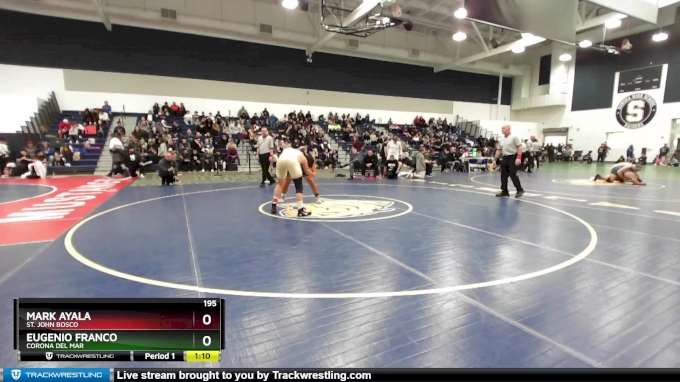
[293, 177, 304, 194]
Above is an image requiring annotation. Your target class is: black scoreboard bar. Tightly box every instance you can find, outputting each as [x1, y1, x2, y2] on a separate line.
[618, 65, 663, 93]
[112, 368, 680, 382]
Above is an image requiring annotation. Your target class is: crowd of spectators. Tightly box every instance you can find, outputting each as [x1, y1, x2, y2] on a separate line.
[0, 102, 112, 178]
[133, 102, 379, 184]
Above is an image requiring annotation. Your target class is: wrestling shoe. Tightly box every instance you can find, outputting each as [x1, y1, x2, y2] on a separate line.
[315, 197, 323, 204]
[270, 204, 278, 214]
[495, 192, 510, 197]
[297, 208, 311, 217]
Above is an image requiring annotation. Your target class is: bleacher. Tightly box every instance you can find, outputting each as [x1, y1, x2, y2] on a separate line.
[320, 122, 374, 153]
[132, 113, 255, 172]
[43, 110, 111, 174]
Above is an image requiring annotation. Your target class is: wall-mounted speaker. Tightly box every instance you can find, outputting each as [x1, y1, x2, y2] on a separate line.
[300, 0, 309, 11]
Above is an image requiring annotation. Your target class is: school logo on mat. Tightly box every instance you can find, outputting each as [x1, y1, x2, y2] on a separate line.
[262, 195, 412, 222]
[278, 199, 396, 218]
[616, 93, 657, 129]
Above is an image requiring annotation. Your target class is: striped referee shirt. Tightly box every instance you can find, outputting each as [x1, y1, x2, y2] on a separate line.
[257, 135, 275, 155]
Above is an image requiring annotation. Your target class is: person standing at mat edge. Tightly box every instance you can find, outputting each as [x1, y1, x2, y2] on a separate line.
[257, 127, 276, 187]
[493, 125, 524, 198]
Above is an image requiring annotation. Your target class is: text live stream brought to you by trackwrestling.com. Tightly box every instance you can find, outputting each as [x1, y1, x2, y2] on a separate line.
[4, 369, 680, 382]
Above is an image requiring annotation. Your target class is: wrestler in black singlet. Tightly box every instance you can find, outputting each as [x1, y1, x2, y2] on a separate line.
[303, 153, 315, 177]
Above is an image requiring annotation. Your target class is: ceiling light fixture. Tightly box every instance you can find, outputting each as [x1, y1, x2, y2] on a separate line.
[282, 0, 299, 10]
[578, 40, 592, 48]
[653, 32, 668, 41]
[511, 44, 525, 53]
[605, 18, 622, 29]
[559, 53, 572, 62]
[454, 7, 467, 19]
[452, 31, 467, 41]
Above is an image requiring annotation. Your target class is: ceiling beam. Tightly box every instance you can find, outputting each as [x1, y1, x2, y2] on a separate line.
[576, 12, 626, 32]
[93, 0, 111, 31]
[471, 22, 489, 53]
[306, 0, 380, 55]
[434, 42, 516, 72]
[434, 33, 544, 73]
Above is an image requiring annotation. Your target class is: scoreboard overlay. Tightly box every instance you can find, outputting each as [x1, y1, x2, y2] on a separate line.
[14, 298, 224, 362]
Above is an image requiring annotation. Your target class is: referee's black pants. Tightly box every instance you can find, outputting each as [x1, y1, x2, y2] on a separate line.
[500, 154, 523, 194]
[259, 153, 275, 184]
[526, 152, 537, 170]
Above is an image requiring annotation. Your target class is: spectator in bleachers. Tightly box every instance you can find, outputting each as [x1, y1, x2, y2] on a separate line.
[352, 135, 363, 152]
[84, 108, 96, 125]
[68, 125, 81, 144]
[190, 149, 201, 170]
[131, 126, 145, 141]
[238, 106, 248, 119]
[59, 146, 73, 167]
[201, 138, 215, 173]
[102, 101, 111, 114]
[12, 149, 31, 176]
[161, 102, 170, 115]
[227, 120, 240, 147]
[226, 142, 240, 165]
[170, 102, 180, 116]
[40, 141, 55, 166]
[157, 138, 168, 157]
[113, 121, 125, 136]
[319, 148, 335, 170]
[183, 110, 193, 125]
[98, 108, 110, 126]
[178, 149, 191, 171]
[58, 119, 71, 139]
[25, 141, 38, 158]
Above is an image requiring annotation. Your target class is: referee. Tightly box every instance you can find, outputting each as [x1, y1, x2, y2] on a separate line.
[493, 125, 524, 198]
[257, 127, 276, 187]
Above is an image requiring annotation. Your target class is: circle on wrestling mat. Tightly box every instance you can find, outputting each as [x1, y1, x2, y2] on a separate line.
[258, 194, 413, 222]
[552, 179, 666, 189]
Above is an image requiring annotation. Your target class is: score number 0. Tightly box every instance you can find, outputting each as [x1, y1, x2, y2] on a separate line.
[201, 300, 218, 347]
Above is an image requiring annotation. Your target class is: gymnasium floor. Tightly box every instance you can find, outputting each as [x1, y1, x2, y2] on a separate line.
[1, 163, 680, 368]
